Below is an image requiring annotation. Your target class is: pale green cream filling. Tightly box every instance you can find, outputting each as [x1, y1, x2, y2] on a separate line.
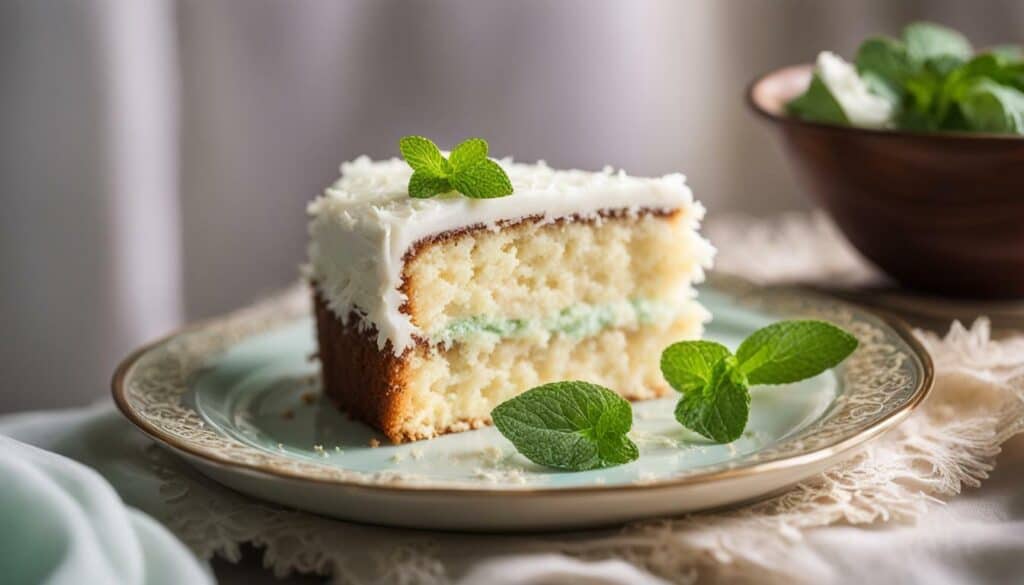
[428, 298, 681, 346]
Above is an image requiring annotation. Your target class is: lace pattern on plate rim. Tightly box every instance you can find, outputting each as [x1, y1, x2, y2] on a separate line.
[120, 276, 925, 488]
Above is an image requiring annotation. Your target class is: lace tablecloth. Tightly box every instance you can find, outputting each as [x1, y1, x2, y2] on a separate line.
[4, 214, 1024, 585]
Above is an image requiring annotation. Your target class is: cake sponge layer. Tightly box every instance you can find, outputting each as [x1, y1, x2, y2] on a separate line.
[315, 289, 706, 443]
[403, 209, 709, 343]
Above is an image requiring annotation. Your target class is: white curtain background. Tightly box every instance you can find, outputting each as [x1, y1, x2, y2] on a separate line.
[2, 0, 1022, 412]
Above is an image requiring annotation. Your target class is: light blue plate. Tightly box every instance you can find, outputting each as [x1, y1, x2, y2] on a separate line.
[114, 277, 932, 530]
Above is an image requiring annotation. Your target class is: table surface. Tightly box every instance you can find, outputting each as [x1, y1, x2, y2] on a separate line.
[202, 435, 1024, 585]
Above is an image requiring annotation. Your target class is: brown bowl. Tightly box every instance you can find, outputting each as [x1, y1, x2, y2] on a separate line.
[748, 64, 1024, 299]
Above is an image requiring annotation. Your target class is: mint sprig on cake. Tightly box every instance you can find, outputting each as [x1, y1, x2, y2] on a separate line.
[399, 136, 514, 199]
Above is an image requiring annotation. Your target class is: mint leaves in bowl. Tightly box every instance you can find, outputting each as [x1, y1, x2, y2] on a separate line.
[786, 22, 1023, 134]
[748, 22, 1024, 299]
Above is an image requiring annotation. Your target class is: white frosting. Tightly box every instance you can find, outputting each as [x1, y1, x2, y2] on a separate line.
[307, 156, 712, 355]
[817, 51, 894, 129]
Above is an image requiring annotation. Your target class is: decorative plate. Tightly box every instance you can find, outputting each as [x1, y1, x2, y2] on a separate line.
[112, 275, 932, 532]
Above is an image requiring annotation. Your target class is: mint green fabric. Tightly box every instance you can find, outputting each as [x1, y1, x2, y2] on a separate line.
[0, 414, 212, 585]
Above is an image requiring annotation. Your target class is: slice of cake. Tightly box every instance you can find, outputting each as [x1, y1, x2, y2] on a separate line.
[307, 156, 714, 443]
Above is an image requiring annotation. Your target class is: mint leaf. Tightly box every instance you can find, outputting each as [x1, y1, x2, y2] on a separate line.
[450, 158, 514, 199]
[903, 22, 971, 66]
[960, 53, 1024, 90]
[491, 381, 638, 471]
[960, 79, 1024, 134]
[862, 70, 902, 109]
[674, 356, 750, 443]
[408, 171, 451, 199]
[935, 54, 1024, 128]
[901, 71, 945, 128]
[660, 340, 731, 394]
[786, 73, 849, 125]
[856, 36, 913, 95]
[595, 433, 639, 466]
[942, 47, 1024, 114]
[399, 136, 448, 176]
[927, 54, 967, 78]
[735, 320, 858, 385]
[449, 138, 488, 170]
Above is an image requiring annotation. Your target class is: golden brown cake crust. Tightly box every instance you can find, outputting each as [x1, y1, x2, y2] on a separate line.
[314, 289, 495, 443]
[313, 289, 412, 443]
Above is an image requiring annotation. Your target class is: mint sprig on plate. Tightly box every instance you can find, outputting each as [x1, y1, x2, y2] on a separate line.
[662, 320, 858, 443]
[490, 381, 639, 471]
[490, 320, 857, 470]
[399, 136, 514, 199]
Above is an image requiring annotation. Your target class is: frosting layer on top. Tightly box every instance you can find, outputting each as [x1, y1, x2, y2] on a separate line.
[307, 156, 712, 355]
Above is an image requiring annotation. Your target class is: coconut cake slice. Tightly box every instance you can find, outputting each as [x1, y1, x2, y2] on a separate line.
[307, 156, 714, 443]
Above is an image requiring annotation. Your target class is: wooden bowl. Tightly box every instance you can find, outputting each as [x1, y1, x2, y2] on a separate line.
[748, 64, 1024, 299]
